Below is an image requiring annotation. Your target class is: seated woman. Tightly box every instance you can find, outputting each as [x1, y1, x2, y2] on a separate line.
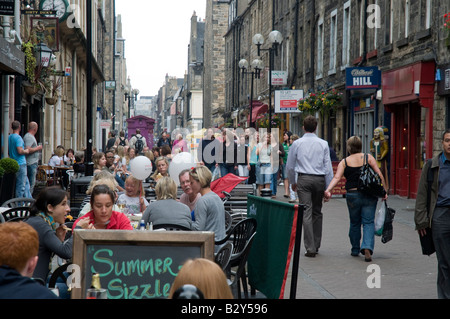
[150, 156, 170, 182]
[142, 176, 192, 230]
[189, 166, 226, 248]
[73, 184, 133, 230]
[25, 186, 73, 283]
[78, 172, 120, 216]
[117, 175, 149, 215]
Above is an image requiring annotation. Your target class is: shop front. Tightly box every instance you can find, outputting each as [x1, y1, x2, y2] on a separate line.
[382, 61, 435, 198]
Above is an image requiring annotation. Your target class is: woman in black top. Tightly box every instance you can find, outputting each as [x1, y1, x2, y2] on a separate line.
[324, 136, 388, 262]
[25, 187, 72, 282]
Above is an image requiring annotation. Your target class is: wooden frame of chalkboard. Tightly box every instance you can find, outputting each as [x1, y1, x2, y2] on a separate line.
[71, 230, 215, 299]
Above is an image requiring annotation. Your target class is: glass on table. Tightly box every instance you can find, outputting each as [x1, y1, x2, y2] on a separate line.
[86, 288, 108, 299]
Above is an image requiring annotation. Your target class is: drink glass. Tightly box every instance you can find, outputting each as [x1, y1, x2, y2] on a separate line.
[86, 288, 108, 299]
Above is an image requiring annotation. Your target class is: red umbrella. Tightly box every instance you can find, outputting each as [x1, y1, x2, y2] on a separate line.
[211, 173, 249, 199]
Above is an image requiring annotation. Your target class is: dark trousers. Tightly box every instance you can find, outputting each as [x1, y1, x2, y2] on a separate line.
[432, 206, 450, 299]
[297, 174, 325, 254]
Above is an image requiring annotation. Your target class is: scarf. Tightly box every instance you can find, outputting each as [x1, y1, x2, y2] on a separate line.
[38, 212, 57, 231]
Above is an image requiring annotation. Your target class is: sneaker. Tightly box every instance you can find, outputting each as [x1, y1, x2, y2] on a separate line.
[289, 199, 298, 203]
[279, 182, 284, 186]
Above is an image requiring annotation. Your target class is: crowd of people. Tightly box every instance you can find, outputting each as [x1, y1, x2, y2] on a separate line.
[8, 116, 450, 300]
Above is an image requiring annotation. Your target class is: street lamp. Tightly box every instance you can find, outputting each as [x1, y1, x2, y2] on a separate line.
[252, 30, 283, 133]
[34, 42, 53, 68]
[239, 58, 264, 128]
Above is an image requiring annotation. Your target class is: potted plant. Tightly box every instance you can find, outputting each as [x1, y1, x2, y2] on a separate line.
[0, 158, 19, 204]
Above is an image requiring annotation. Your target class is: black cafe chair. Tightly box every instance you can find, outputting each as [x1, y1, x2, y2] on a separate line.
[1, 206, 31, 222]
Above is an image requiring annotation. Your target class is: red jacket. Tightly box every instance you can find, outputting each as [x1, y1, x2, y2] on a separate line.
[73, 210, 133, 230]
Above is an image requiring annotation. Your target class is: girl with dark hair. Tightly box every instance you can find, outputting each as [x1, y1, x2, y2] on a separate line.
[25, 186, 72, 282]
[72, 184, 133, 230]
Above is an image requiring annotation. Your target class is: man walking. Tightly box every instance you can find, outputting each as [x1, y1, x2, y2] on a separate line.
[415, 129, 450, 298]
[23, 122, 43, 196]
[8, 121, 33, 198]
[286, 116, 333, 257]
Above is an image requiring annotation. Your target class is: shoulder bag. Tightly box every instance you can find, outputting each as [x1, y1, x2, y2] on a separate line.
[357, 153, 386, 198]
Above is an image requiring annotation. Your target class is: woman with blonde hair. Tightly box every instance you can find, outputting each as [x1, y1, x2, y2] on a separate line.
[189, 166, 226, 248]
[169, 258, 233, 299]
[324, 136, 388, 262]
[142, 176, 192, 229]
[151, 156, 169, 181]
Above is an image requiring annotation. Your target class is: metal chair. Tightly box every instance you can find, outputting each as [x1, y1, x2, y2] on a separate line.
[228, 232, 257, 299]
[224, 210, 233, 235]
[214, 241, 233, 271]
[1, 197, 35, 208]
[1, 206, 31, 222]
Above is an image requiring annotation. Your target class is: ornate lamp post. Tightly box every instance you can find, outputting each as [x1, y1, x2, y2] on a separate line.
[239, 58, 264, 128]
[252, 30, 283, 133]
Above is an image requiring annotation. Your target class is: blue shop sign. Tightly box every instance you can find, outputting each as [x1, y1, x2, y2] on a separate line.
[346, 66, 381, 90]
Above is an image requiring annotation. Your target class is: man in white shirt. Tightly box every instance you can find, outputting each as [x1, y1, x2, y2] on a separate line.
[286, 115, 333, 257]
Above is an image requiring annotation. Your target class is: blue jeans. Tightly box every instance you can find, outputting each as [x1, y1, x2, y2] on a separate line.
[16, 164, 32, 198]
[219, 163, 236, 177]
[27, 162, 38, 195]
[345, 192, 378, 255]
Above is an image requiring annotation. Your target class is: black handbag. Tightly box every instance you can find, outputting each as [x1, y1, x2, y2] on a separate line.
[420, 159, 436, 256]
[357, 154, 386, 198]
[381, 202, 396, 244]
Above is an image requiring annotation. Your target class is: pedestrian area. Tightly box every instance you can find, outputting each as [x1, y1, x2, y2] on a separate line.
[280, 195, 437, 299]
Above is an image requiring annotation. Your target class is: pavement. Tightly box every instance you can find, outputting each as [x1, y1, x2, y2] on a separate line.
[267, 186, 438, 299]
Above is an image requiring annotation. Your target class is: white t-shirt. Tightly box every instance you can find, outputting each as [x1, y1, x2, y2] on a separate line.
[117, 193, 149, 214]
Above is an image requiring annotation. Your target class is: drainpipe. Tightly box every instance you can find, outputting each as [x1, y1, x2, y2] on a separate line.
[358, 0, 367, 67]
[2, 16, 11, 158]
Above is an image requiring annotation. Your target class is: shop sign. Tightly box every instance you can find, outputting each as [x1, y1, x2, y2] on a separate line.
[346, 66, 381, 90]
[0, 0, 14, 16]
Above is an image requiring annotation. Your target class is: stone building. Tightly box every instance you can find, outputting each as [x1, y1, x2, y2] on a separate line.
[203, 0, 229, 128]
[223, 0, 450, 198]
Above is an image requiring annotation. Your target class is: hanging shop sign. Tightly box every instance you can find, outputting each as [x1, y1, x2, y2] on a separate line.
[346, 66, 381, 90]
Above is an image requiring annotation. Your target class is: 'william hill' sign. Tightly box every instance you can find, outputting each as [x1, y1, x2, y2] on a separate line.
[346, 66, 381, 90]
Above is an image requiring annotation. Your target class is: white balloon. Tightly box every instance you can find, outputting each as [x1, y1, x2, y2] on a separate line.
[168, 152, 196, 186]
[129, 156, 153, 180]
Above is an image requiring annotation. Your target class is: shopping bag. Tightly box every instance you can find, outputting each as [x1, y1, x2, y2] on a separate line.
[374, 201, 386, 236]
[211, 167, 220, 181]
[381, 202, 396, 244]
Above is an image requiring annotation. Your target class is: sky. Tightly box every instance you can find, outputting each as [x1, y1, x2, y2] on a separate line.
[115, 0, 207, 98]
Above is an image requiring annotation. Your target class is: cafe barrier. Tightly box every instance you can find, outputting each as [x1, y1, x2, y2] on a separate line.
[247, 195, 304, 299]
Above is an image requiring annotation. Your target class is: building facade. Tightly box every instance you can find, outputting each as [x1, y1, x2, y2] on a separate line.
[223, 0, 450, 198]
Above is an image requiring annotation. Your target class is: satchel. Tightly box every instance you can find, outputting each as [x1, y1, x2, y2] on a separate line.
[357, 154, 386, 198]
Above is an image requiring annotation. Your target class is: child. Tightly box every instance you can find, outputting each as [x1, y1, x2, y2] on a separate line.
[117, 175, 149, 214]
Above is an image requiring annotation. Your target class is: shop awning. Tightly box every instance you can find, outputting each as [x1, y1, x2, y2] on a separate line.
[382, 61, 435, 109]
[248, 101, 268, 123]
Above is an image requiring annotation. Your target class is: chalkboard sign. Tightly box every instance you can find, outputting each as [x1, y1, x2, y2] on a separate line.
[71, 230, 215, 299]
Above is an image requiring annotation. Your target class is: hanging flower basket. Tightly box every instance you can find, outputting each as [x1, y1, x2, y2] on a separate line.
[256, 113, 281, 129]
[45, 96, 57, 105]
[298, 89, 343, 119]
[444, 12, 450, 47]
[24, 84, 39, 96]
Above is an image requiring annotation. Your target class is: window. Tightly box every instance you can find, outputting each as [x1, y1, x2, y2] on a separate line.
[317, 17, 324, 78]
[329, 9, 337, 74]
[342, 1, 351, 68]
